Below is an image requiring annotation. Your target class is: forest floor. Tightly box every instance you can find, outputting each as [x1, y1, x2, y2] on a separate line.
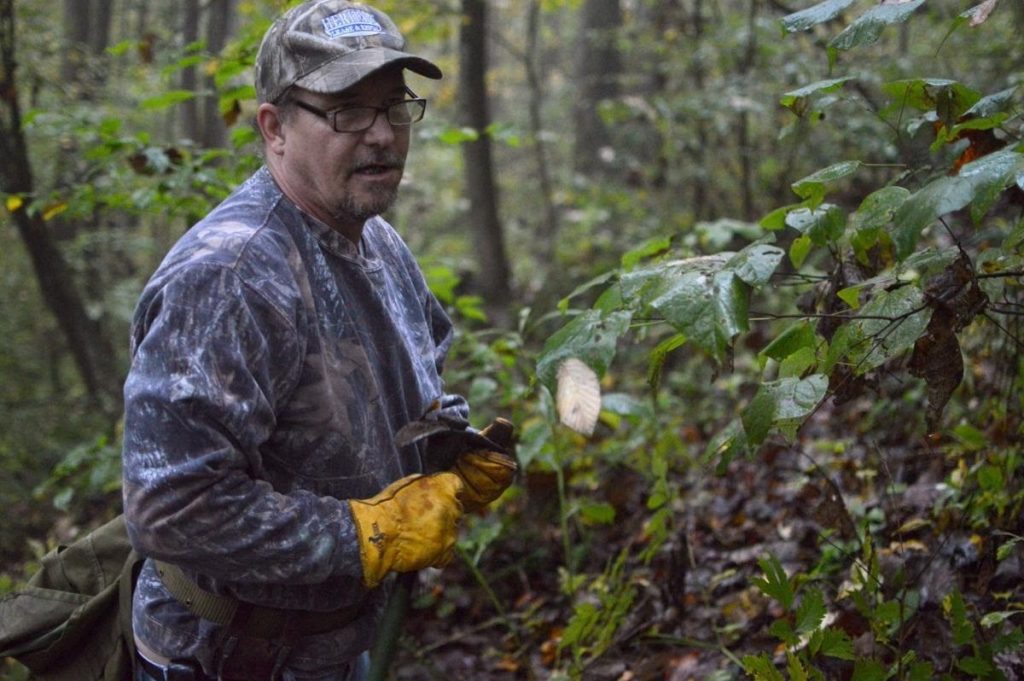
[393, 405, 1024, 681]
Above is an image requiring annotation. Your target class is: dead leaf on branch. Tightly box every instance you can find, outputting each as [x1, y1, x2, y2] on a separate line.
[802, 476, 857, 541]
[909, 256, 988, 429]
[909, 309, 963, 430]
[556, 357, 601, 436]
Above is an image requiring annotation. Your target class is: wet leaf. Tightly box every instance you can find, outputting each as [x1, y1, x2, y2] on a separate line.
[851, 286, 932, 371]
[962, 0, 999, 27]
[726, 243, 786, 287]
[536, 310, 631, 393]
[759, 321, 816, 365]
[791, 161, 862, 207]
[780, 77, 853, 116]
[785, 204, 846, 245]
[829, 1, 925, 52]
[781, 0, 856, 33]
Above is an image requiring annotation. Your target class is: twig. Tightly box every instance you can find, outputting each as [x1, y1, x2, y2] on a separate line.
[984, 311, 1024, 350]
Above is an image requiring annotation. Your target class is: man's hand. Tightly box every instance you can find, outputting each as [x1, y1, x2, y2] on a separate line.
[452, 418, 518, 513]
[349, 472, 464, 588]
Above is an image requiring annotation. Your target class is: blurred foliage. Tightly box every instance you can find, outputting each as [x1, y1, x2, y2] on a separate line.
[2, 0, 1024, 679]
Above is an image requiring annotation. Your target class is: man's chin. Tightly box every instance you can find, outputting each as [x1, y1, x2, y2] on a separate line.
[335, 191, 399, 225]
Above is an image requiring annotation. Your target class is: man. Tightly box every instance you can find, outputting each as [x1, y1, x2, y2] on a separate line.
[121, 2, 516, 679]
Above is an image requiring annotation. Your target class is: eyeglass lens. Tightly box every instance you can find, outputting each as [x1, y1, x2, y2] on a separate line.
[333, 101, 424, 132]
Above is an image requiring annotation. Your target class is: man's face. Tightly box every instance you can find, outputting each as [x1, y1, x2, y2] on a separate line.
[276, 68, 412, 237]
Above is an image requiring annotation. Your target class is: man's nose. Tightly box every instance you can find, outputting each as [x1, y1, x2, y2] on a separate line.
[361, 109, 396, 145]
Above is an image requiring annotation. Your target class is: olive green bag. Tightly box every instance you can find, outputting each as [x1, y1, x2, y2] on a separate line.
[0, 514, 141, 681]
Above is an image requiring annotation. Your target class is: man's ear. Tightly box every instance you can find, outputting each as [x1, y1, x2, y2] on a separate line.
[256, 103, 287, 155]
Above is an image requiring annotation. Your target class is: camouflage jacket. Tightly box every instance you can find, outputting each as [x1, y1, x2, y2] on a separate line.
[122, 166, 466, 674]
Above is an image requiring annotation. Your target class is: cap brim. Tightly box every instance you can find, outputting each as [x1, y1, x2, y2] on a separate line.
[294, 47, 442, 95]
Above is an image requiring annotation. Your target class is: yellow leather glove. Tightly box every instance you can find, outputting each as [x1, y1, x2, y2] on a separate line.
[453, 418, 518, 513]
[349, 472, 464, 589]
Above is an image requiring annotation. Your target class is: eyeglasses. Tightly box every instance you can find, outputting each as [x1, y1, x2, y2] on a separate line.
[290, 96, 427, 133]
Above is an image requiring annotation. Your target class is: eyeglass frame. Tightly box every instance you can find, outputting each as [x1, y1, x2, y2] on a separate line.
[286, 87, 427, 133]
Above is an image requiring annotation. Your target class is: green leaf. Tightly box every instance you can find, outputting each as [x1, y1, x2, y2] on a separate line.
[785, 204, 846, 245]
[437, 126, 480, 145]
[958, 656, 996, 677]
[761, 204, 795, 231]
[141, 90, 196, 110]
[997, 537, 1022, 561]
[815, 627, 855, 660]
[619, 254, 768, 364]
[536, 310, 632, 394]
[830, 1, 925, 52]
[837, 286, 862, 310]
[851, 659, 886, 681]
[789, 235, 813, 268]
[792, 161, 862, 206]
[980, 610, 1022, 628]
[621, 235, 672, 270]
[579, 501, 616, 525]
[781, 0, 856, 33]
[908, 661, 935, 681]
[705, 419, 749, 473]
[786, 652, 809, 681]
[743, 386, 776, 446]
[779, 346, 817, 379]
[647, 333, 687, 391]
[851, 286, 932, 371]
[978, 464, 1004, 491]
[851, 186, 911, 233]
[892, 150, 1024, 259]
[743, 654, 785, 681]
[770, 618, 798, 646]
[882, 78, 982, 119]
[726, 242, 786, 287]
[760, 322, 817, 364]
[780, 77, 854, 115]
[653, 271, 748, 363]
[965, 87, 1017, 119]
[943, 590, 975, 646]
[557, 270, 618, 313]
[952, 423, 987, 450]
[796, 588, 826, 634]
[752, 554, 795, 610]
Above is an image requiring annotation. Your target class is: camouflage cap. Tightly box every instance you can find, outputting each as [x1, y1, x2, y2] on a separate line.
[255, 0, 442, 104]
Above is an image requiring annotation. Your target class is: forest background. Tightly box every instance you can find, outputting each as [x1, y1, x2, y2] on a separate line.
[1, 0, 1023, 679]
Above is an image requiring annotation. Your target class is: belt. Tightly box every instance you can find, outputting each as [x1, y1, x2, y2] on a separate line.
[136, 651, 213, 681]
[154, 561, 367, 640]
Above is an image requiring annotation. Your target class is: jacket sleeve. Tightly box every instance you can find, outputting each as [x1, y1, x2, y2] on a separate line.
[122, 262, 363, 585]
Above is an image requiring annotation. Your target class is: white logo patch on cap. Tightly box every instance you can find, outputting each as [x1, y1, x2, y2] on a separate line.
[322, 9, 383, 38]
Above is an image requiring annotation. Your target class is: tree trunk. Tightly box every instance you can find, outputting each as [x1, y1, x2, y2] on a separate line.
[525, 0, 559, 256]
[459, 0, 512, 319]
[0, 0, 120, 412]
[201, 0, 232, 149]
[573, 0, 622, 176]
[90, 0, 114, 57]
[738, 0, 758, 221]
[689, 0, 711, 219]
[180, 0, 201, 142]
[62, 0, 92, 97]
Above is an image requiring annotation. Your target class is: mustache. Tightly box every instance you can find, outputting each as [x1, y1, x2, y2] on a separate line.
[349, 153, 405, 174]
